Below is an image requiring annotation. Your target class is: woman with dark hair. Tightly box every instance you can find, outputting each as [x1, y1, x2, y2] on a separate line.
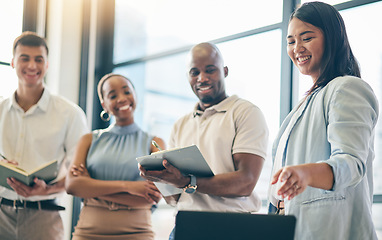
[269, 2, 378, 239]
[290, 1, 361, 95]
[66, 73, 165, 240]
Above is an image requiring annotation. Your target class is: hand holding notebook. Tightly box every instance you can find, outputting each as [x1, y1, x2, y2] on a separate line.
[0, 159, 58, 189]
[137, 145, 214, 196]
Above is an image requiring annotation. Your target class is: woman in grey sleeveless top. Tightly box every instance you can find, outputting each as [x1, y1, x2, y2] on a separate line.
[66, 73, 165, 240]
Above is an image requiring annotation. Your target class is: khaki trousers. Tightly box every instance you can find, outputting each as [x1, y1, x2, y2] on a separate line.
[0, 204, 64, 240]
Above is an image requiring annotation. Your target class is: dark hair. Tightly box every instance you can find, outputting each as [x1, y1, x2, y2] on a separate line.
[290, 1, 360, 95]
[97, 73, 135, 102]
[13, 31, 49, 56]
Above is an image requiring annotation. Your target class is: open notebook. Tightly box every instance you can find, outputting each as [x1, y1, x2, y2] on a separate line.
[174, 211, 296, 240]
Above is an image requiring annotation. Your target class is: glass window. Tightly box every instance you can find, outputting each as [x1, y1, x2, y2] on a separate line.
[144, 53, 194, 99]
[0, 65, 18, 99]
[340, 2, 382, 196]
[113, 0, 283, 63]
[301, 0, 353, 5]
[373, 203, 382, 238]
[0, 0, 23, 61]
[217, 30, 281, 140]
[216, 30, 282, 207]
[142, 93, 195, 141]
[0, 0, 23, 98]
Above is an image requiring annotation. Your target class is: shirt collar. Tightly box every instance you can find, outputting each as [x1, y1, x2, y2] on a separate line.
[108, 123, 140, 135]
[192, 95, 238, 117]
[9, 88, 50, 113]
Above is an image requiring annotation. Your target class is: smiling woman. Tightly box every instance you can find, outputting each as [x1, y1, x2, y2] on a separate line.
[65, 73, 166, 240]
[270, 2, 379, 239]
[286, 18, 325, 82]
[97, 74, 137, 126]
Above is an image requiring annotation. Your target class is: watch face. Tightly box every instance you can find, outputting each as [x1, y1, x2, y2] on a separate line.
[185, 187, 196, 194]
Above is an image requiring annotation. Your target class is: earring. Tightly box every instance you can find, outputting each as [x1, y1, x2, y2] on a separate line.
[100, 110, 110, 121]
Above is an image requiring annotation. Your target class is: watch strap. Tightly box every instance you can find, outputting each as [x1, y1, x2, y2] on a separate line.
[189, 174, 196, 186]
[183, 175, 197, 194]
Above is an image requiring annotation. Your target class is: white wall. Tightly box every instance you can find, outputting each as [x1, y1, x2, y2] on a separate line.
[46, 0, 83, 103]
[45, 0, 84, 239]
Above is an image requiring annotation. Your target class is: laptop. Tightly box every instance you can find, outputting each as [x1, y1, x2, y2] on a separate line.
[174, 211, 296, 240]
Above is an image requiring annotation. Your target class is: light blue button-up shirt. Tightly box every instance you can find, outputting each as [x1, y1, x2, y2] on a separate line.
[272, 76, 379, 240]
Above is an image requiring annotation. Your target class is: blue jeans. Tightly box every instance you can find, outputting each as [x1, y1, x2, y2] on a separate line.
[168, 226, 175, 240]
[268, 202, 277, 214]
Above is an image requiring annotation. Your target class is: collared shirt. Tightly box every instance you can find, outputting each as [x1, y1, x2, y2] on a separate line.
[0, 88, 88, 201]
[169, 95, 269, 212]
[271, 76, 378, 239]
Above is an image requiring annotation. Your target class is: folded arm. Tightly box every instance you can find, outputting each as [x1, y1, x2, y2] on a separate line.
[98, 192, 161, 207]
[65, 134, 161, 204]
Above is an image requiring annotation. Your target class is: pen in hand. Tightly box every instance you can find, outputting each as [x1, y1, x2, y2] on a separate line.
[152, 140, 163, 151]
[0, 153, 18, 165]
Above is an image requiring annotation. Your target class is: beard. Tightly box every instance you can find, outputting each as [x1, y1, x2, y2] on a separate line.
[199, 95, 214, 104]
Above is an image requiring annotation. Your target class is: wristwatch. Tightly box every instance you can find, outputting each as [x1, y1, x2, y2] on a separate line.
[183, 175, 197, 194]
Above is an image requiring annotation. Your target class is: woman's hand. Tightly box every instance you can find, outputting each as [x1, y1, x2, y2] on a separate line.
[126, 180, 162, 204]
[271, 163, 334, 200]
[271, 165, 310, 200]
[71, 164, 90, 177]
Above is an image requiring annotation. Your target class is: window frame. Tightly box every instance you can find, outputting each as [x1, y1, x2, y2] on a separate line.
[0, 0, 40, 68]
